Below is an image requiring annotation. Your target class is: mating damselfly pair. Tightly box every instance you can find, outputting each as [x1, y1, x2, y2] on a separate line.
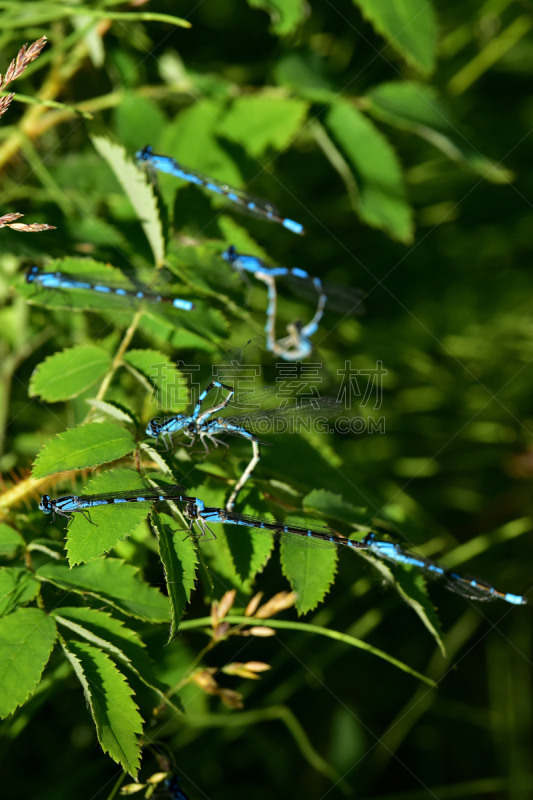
[146, 377, 342, 511]
[39, 485, 527, 606]
[24, 246, 365, 361]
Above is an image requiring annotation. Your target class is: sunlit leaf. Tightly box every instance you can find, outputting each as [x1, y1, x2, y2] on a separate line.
[281, 538, 338, 615]
[221, 95, 309, 157]
[91, 135, 165, 265]
[0, 567, 39, 617]
[0, 608, 57, 718]
[29, 344, 111, 402]
[353, 0, 437, 75]
[151, 512, 198, 640]
[37, 559, 169, 622]
[65, 469, 152, 565]
[61, 639, 143, 776]
[52, 606, 180, 710]
[32, 422, 134, 478]
[324, 100, 413, 242]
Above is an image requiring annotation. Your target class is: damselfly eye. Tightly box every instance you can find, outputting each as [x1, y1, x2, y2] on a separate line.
[146, 419, 161, 437]
[39, 495, 51, 513]
[25, 266, 39, 283]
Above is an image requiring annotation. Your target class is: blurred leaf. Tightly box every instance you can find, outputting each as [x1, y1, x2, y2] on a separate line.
[221, 95, 309, 157]
[61, 640, 143, 777]
[247, 0, 306, 35]
[274, 52, 336, 102]
[37, 559, 169, 622]
[29, 344, 111, 402]
[114, 92, 167, 154]
[0, 567, 39, 617]
[0, 608, 57, 719]
[324, 100, 414, 242]
[366, 82, 513, 183]
[91, 135, 165, 265]
[0, 524, 25, 557]
[353, 0, 437, 75]
[32, 422, 135, 479]
[159, 100, 242, 194]
[65, 469, 151, 565]
[151, 512, 198, 640]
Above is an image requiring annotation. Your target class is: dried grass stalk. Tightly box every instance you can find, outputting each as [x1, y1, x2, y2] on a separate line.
[0, 213, 55, 232]
[0, 36, 47, 92]
[0, 38, 54, 234]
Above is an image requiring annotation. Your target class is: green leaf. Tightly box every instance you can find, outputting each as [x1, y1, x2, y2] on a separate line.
[0, 608, 57, 718]
[91, 135, 165, 265]
[151, 512, 198, 641]
[65, 469, 152, 565]
[138, 442, 174, 477]
[61, 639, 143, 776]
[32, 422, 135, 479]
[393, 567, 445, 654]
[29, 344, 111, 402]
[123, 349, 184, 412]
[247, 0, 306, 35]
[221, 95, 309, 157]
[51, 606, 180, 711]
[365, 81, 513, 184]
[85, 399, 134, 424]
[223, 491, 275, 586]
[114, 92, 167, 155]
[353, 0, 437, 75]
[357, 549, 445, 654]
[37, 558, 169, 622]
[160, 100, 243, 195]
[0, 524, 25, 557]
[274, 53, 336, 102]
[52, 606, 144, 651]
[281, 539, 338, 615]
[304, 489, 372, 530]
[324, 101, 413, 243]
[0, 568, 39, 617]
[305, 491, 445, 650]
[226, 526, 274, 588]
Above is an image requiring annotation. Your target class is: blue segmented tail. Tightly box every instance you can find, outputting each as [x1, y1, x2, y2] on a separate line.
[136, 146, 304, 235]
[26, 266, 194, 311]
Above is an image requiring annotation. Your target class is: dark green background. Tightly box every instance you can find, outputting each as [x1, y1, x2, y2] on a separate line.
[0, 1, 532, 798]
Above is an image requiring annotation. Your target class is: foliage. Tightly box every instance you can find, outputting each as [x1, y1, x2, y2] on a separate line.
[0, 2, 531, 799]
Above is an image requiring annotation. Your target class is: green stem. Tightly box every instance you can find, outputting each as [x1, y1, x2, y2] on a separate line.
[179, 615, 435, 686]
[104, 770, 127, 800]
[175, 705, 349, 790]
[166, 639, 216, 698]
[85, 308, 144, 422]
